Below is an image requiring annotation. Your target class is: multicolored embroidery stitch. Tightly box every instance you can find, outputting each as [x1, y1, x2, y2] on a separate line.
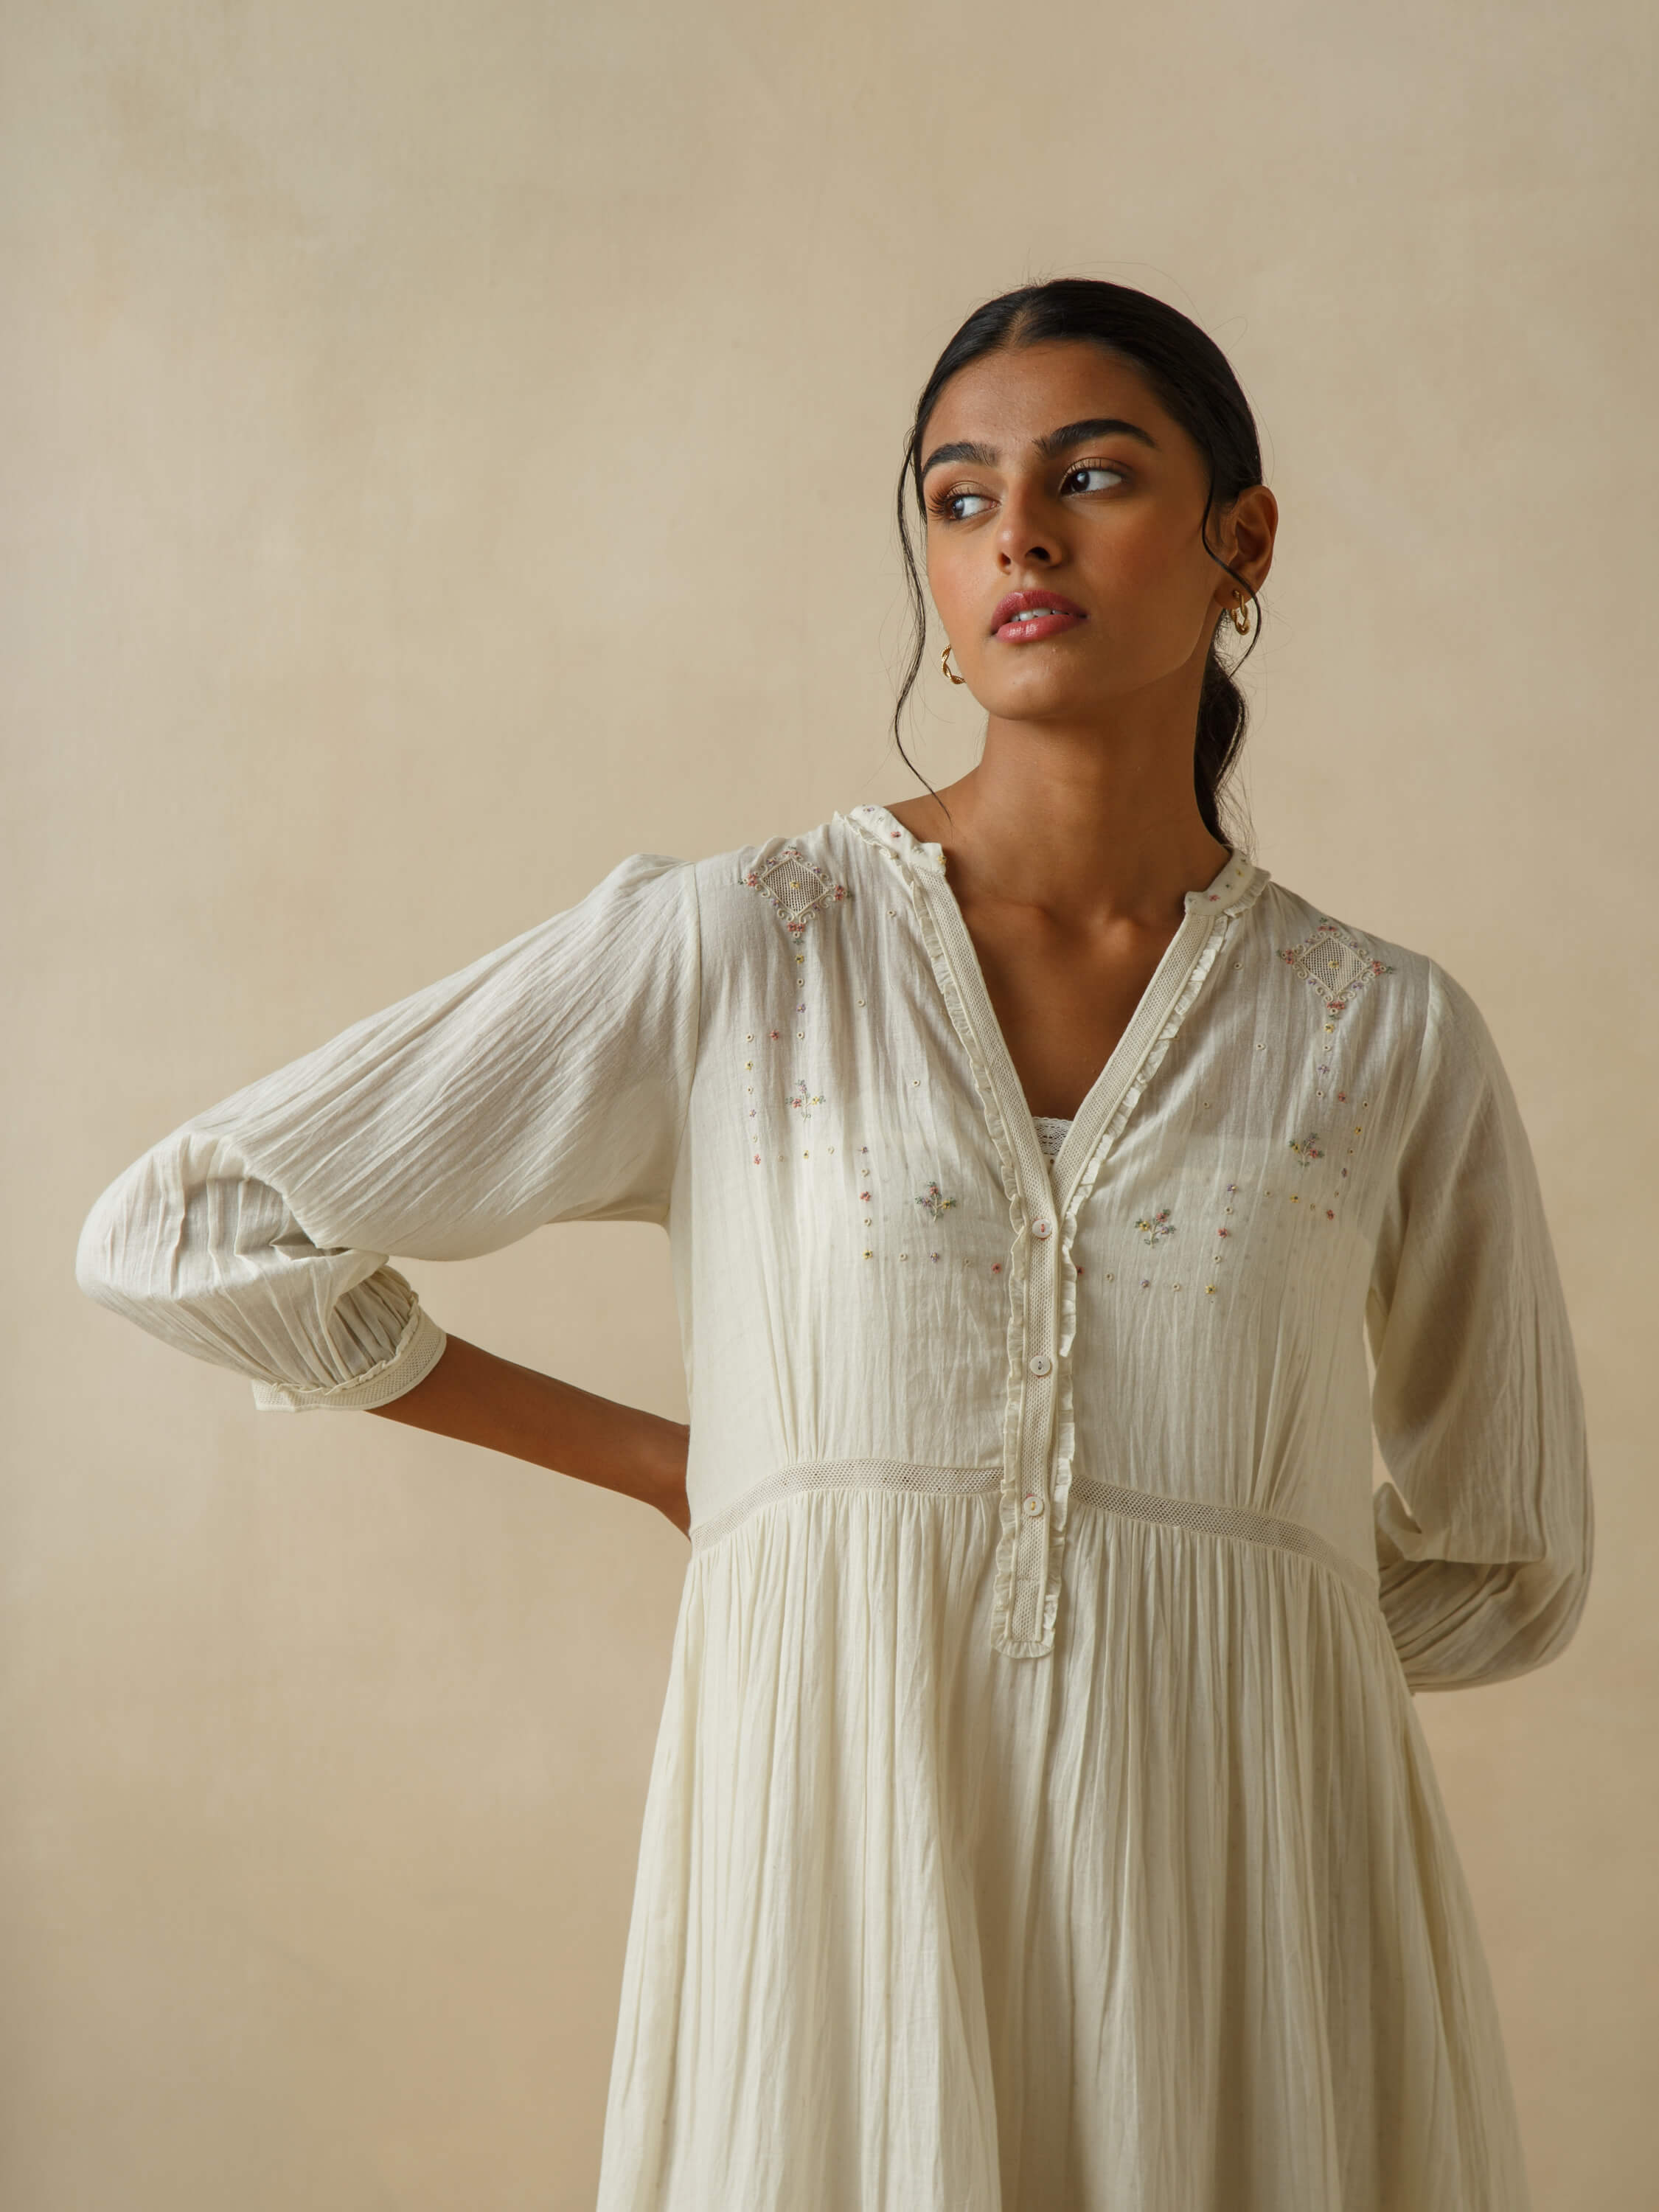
[1287, 1132, 1324, 1161]
[1279, 917, 1394, 1019]
[742, 846, 852, 936]
[1135, 1206, 1176, 1245]
[914, 1182, 956, 1221]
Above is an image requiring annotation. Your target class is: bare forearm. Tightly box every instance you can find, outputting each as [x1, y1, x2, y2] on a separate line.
[368, 1334, 689, 1536]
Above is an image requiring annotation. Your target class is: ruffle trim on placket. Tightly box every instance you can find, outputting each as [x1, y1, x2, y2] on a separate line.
[1048, 911, 1238, 1554]
[904, 874, 1036, 1651]
[844, 804, 1270, 1660]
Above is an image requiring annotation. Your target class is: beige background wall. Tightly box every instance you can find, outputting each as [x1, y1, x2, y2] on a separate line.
[4, 1, 1653, 2205]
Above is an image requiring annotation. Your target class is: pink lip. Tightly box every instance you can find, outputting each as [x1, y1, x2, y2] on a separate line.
[990, 590, 1088, 642]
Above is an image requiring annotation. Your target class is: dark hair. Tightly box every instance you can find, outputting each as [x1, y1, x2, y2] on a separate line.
[892, 279, 1265, 849]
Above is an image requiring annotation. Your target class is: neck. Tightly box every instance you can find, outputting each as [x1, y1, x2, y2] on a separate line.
[892, 714, 1231, 927]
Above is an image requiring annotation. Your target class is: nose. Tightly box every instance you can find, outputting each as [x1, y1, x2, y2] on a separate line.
[998, 535, 1054, 569]
[995, 486, 1058, 569]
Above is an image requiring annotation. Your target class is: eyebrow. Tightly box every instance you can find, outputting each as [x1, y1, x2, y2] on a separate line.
[919, 417, 1159, 479]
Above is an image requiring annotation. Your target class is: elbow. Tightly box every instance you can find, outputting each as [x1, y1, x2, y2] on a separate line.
[1388, 1538, 1594, 1694]
[74, 1164, 147, 1315]
[74, 1137, 199, 1326]
[1495, 1551, 1594, 1686]
[1529, 1472, 1596, 1675]
[1511, 1439, 1597, 1680]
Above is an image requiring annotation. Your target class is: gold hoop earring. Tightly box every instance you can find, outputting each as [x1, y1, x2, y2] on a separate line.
[940, 641, 967, 685]
[1228, 593, 1252, 636]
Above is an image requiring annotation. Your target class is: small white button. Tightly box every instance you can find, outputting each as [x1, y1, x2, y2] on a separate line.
[1028, 1353, 1053, 1377]
[1023, 1494, 1046, 1517]
[1031, 1218, 1053, 1239]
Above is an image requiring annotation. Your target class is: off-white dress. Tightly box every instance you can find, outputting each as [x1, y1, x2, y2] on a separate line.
[75, 801, 1594, 2211]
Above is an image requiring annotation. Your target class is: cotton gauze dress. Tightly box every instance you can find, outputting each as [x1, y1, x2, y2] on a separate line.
[75, 801, 1594, 2212]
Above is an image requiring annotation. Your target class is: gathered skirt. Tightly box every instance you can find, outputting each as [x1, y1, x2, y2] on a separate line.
[592, 1482, 1531, 2211]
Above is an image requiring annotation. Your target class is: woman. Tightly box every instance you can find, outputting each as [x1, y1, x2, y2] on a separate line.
[76, 279, 1593, 2210]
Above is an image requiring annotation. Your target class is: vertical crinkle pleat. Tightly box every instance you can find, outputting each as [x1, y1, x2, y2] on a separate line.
[599, 1490, 1534, 2212]
[1011, 1509, 1533, 2212]
[597, 1488, 1008, 2212]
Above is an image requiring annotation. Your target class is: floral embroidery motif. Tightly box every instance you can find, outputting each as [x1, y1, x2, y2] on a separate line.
[789, 1082, 825, 1116]
[1287, 1131, 1324, 1161]
[742, 846, 851, 936]
[914, 1182, 956, 1221]
[1279, 917, 1394, 1018]
[1135, 1206, 1176, 1245]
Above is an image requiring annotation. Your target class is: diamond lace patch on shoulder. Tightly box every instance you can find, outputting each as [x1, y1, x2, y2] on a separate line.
[742, 845, 852, 936]
[1279, 917, 1394, 1018]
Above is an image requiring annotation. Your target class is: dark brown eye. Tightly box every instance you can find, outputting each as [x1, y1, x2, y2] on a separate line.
[928, 486, 994, 522]
[1062, 462, 1127, 495]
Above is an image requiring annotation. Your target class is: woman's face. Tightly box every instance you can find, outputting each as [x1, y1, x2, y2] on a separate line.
[919, 338, 1272, 726]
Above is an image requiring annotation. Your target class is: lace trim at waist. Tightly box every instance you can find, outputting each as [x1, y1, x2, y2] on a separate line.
[688, 1458, 1378, 1599]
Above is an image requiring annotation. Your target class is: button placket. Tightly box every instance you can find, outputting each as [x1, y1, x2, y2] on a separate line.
[843, 805, 1270, 1660]
[1012, 1211, 1062, 1611]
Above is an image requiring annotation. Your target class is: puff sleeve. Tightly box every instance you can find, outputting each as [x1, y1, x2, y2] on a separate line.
[74, 851, 701, 1412]
[1364, 959, 1593, 1690]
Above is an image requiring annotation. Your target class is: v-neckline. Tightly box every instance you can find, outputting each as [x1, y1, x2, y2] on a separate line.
[839, 804, 1265, 1217]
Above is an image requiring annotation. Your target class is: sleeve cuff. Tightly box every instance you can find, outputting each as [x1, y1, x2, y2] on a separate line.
[250, 1301, 449, 1413]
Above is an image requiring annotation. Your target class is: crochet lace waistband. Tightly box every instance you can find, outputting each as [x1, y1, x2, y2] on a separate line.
[688, 1458, 1377, 1600]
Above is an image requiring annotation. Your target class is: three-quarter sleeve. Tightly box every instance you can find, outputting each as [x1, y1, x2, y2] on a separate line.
[1364, 959, 1593, 1690]
[75, 849, 701, 1412]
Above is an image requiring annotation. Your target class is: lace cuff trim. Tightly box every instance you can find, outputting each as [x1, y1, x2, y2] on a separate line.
[250, 1299, 448, 1413]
